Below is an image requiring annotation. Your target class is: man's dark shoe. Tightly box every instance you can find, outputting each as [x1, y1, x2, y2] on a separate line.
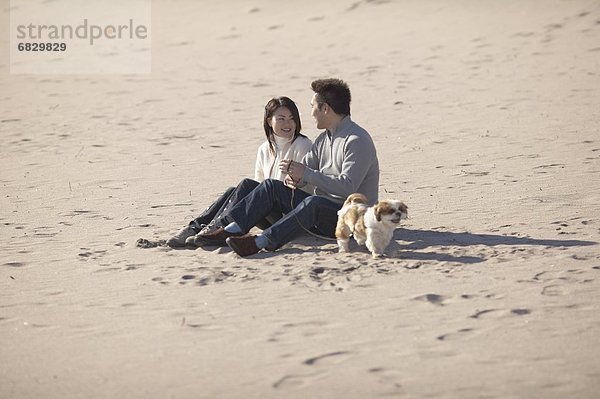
[193, 227, 244, 247]
[226, 235, 261, 257]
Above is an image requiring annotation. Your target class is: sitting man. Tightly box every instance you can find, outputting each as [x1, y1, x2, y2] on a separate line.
[197, 78, 380, 257]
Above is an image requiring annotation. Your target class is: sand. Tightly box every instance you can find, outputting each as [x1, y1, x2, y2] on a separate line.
[1, 0, 599, 397]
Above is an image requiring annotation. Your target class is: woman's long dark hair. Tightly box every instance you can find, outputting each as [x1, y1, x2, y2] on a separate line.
[263, 96, 304, 154]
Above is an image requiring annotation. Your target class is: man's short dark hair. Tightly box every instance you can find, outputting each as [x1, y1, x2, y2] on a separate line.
[311, 78, 351, 116]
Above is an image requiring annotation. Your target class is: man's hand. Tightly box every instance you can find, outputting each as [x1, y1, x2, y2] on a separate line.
[279, 160, 305, 188]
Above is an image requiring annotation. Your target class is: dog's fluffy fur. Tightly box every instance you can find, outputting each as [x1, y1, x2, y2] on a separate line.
[335, 193, 408, 258]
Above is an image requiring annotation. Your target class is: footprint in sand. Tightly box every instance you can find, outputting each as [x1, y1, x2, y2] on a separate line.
[136, 238, 167, 248]
[4, 262, 25, 268]
[152, 277, 169, 285]
[414, 293, 447, 306]
[272, 352, 354, 388]
[368, 367, 403, 393]
[272, 373, 321, 389]
[511, 308, 531, 316]
[175, 270, 237, 286]
[217, 34, 241, 40]
[469, 309, 499, 319]
[303, 351, 351, 366]
[437, 328, 474, 341]
[542, 284, 568, 296]
[78, 249, 107, 261]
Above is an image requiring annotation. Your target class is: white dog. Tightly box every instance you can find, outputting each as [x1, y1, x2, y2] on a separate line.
[335, 193, 408, 258]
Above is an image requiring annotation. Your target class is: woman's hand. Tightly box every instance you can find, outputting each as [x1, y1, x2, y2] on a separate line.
[283, 175, 299, 189]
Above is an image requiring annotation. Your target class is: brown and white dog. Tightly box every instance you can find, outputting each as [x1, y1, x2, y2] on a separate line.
[335, 193, 408, 258]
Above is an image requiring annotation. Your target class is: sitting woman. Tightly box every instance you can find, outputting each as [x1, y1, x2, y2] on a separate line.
[167, 96, 312, 248]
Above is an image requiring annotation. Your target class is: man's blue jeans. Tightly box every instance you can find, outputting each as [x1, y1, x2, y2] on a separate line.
[221, 179, 342, 250]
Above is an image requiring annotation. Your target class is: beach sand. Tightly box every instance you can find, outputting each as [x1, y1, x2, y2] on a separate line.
[1, 0, 599, 397]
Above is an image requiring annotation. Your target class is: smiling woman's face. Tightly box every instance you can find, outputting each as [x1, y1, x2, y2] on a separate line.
[269, 106, 296, 139]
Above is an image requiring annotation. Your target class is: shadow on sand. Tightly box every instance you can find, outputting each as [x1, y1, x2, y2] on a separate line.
[386, 228, 597, 265]
[395, 228, 597, 250]
[142, 229, 597, 266]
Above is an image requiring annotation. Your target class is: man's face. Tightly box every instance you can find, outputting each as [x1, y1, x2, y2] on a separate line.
[310, 93, 326, 130]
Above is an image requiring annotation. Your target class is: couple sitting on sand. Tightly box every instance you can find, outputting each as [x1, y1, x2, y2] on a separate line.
[167, 78, 380, 257]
